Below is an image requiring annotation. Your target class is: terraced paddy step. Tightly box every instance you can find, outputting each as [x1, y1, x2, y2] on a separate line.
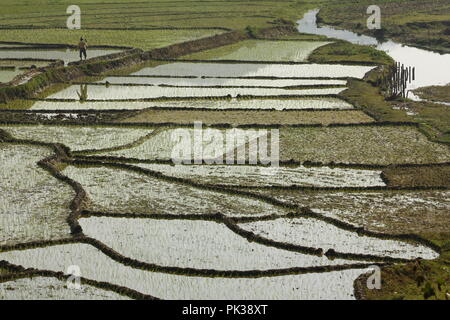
[0, 124, 153, 152]
[78, 216, 436, 266]
[135, 163, 386, 188]
[3, 124, 448, 165]
[0, 29, 226, 52]
[235, 188, 450, 235]
[131, 62, 375, 79]
[119, 109, 374, 125]
[0, 143, 73, 246]
[0, 276, 131, 300]
[0, 243, 367, 299]
[45, 84, 346, 100]
[21, 97, 355, 111]
[180, 40, 332, 62]
[79, 217, 354, 270]
[63, 165, 287, 217]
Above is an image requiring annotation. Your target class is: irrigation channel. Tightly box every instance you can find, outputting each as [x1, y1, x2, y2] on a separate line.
[0, 15, 449, 300]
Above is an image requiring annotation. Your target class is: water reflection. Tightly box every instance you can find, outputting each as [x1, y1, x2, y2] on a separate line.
[76, 84, 88, 102]
[297, 9, 450, 94]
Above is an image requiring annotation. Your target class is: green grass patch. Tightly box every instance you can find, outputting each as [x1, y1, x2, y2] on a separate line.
[317, 0, 450, 53]
[340, 79, 408, 122]
[413, 85, 450, 104]
[362, 232, 450, 300]
[309, 41, 394, 65]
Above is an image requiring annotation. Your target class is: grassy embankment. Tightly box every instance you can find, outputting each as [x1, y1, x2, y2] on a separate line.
[359, 232, 449, 300]
[317, 0, 450, 53]
[413, 85, 450, 103]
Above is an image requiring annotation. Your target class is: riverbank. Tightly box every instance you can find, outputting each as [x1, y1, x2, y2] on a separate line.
[317, 0, 450, 54]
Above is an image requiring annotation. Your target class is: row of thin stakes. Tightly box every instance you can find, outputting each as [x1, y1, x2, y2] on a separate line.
[382, 62, 416, 99]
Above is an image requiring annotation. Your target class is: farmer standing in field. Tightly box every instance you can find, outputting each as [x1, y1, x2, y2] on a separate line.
[78, 37, 87, 60]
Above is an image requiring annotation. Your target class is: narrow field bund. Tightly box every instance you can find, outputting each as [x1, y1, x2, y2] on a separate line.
[130, 62, 375, 79]
[0, 27, 264, 102]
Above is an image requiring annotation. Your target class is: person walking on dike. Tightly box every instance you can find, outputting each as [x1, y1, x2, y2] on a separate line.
[78, 37, 87, 61]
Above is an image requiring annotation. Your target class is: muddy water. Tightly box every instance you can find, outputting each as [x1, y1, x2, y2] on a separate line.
[297, 9, 450, 94]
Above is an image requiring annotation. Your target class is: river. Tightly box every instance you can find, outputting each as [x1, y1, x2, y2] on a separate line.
[297, 9, 450, 99]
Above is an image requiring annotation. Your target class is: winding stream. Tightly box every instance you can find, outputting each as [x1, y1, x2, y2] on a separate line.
[297, 9, 450, 97]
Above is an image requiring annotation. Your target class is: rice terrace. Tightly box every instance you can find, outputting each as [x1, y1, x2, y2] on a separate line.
[0, 0, 449, 304]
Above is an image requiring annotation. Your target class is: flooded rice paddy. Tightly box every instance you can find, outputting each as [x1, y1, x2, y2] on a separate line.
[28, 97, 355, 111]
[0, 144, 72, 246]
[181, 40, 332, 62]
[46, 84, 347, 100]
[0, 33, 447, 300]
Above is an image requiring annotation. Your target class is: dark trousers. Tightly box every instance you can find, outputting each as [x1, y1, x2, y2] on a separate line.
[79, 48, 87, 60]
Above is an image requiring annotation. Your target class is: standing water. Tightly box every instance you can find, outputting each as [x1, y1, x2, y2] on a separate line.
[297, 9, 450, 96]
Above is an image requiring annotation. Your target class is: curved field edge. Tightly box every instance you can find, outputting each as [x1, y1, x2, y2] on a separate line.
[0, 130, 442, 262]
[0, 260, 157, 300]
[354, 232, 450, 300]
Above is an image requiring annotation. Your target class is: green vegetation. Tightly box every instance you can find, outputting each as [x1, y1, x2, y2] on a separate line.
[340, 79, 408, 121]
[383, 166, 450, 188]
[318, 0, 450, 53]
[280, 125, 450, 165]
[0, 0, 309, 30]
[413, 85, 450, 103]
[340, 78, 450, 145]
[0, 0, 449, 301]
[120, 109, 374, 125]
[0, 29, 224, 51]
[361, 232, 450, 300]
[308, 41, 393, 65]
